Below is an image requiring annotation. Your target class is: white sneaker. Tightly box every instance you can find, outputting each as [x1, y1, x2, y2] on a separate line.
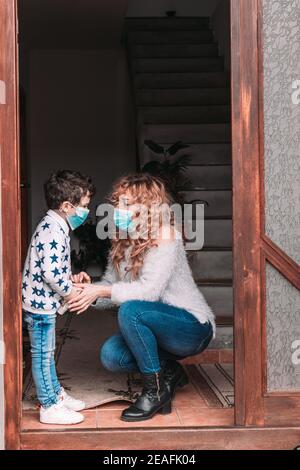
[57, 388, 86, 412]
[40, 400, 84, 425]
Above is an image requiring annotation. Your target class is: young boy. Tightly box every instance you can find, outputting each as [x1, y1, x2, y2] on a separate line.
[22, 170, 96, 425]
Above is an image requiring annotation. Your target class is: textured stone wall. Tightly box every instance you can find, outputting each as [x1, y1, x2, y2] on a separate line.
[262, 0, 300, 391]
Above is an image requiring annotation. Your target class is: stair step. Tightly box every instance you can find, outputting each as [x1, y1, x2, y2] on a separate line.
[184, 164, 232, 190]
[131, 44, 219, 58]
[184, 218, 232, 249]
[125, 17, 211, 31]
[138, 105, 231, 124]
[208, 326, 233, 349]
[140, 123, 231, 144]
[199, 286, 233, 318]
[137, 88, 230, 106]
[127, 30, 214, 45]
[182, 190, 232, 218]
[135, 72, 229, 89]
[201, 246, 232, 251]
[134, 57, 224, 73]
[196, 279, 232, 287]
[141, 143, 232, 166]
[215, 317, 233, 326]
[188, 250, 233, 281]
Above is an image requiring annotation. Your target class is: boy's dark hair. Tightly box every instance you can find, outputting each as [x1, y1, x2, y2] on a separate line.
[44, 170, 96, 209]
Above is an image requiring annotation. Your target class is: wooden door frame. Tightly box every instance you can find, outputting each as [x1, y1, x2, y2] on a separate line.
[230, 0, 264, 426]
[1, 0, 299, 450]
[231, 0, 300, 428]
[0, 0, 22, 450]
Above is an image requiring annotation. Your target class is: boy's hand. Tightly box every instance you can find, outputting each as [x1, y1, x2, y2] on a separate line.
[70, 271, 91, 284]
[63, 287, 83, 303]
[67, 284, 99, 314]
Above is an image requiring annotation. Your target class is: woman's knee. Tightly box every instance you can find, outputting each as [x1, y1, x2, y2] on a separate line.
[118, 300, 142, 327]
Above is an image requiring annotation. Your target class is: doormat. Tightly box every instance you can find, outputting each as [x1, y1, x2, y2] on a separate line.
[184, 363, 234, 408]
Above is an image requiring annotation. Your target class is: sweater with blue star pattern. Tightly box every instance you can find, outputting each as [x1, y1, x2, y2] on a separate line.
[22, 209, 73, 314]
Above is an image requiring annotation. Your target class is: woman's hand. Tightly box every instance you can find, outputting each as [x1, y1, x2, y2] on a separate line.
[70, 271, 91, 284]
[67, 284, 111, 314]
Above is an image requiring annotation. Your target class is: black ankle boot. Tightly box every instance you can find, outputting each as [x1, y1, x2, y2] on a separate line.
[121, 370, 172, 422]
[161, 360, 189, 398]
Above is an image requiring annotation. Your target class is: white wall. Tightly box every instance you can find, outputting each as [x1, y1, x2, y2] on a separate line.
[28, 49, 136, 230]
[127, 0, 222, 17]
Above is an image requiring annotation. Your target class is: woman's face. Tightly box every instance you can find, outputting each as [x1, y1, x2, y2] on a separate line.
[118, 189, 152, 233]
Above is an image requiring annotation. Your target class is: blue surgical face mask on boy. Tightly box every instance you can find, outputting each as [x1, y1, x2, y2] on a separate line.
[67, 204, 90, 230]
[113, 207, 134, 232]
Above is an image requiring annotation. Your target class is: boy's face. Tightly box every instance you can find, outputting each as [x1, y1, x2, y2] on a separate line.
[60, 191, 91, 217]
[79, 192, 91, 209]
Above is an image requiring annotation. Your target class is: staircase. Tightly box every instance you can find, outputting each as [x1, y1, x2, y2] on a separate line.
[125, 17, 233, 351]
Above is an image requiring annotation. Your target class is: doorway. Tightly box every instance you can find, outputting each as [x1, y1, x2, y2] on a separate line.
[1, 0, 266, 450]
[19, 0, 234, 432]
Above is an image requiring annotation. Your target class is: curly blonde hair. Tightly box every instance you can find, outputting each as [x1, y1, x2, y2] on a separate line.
[108, 173, 175, 280]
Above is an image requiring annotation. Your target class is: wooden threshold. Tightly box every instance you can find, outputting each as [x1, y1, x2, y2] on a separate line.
[20, 426, 300, 450]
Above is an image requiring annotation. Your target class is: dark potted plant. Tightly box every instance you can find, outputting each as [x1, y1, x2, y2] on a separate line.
[71, 219, 110, 275]
[141, 140, 192, 202]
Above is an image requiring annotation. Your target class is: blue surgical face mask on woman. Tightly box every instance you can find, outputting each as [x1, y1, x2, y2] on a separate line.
[67, 204, 90, 230]
[113, 207, 134, 232]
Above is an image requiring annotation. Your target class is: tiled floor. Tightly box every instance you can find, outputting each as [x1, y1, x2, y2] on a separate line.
[22, 381, 234, 431]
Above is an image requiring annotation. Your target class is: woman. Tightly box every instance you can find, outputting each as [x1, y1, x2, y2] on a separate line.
[68, 173, 216, 422]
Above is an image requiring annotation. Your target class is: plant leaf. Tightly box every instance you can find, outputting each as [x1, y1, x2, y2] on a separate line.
[168, 155, 191, 172]
[168, 141, 190, 156]
[144, 140, 165, 154]
[141, 161, 163, 175]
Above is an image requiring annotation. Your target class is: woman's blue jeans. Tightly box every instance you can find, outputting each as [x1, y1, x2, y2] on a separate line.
[23, 310, 62, 408]
[101, 300, 213, 374]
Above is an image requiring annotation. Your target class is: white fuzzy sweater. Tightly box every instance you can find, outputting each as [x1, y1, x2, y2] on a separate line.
[94, 232, 216, 338]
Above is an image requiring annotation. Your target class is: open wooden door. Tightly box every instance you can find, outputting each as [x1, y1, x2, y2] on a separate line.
[0, 0, 22, 450]
[232, 0, 300, 427]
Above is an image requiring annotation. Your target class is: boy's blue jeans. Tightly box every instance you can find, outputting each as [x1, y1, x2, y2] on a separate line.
[23, 310, 62, 408]
[101, 300, 214, 374]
